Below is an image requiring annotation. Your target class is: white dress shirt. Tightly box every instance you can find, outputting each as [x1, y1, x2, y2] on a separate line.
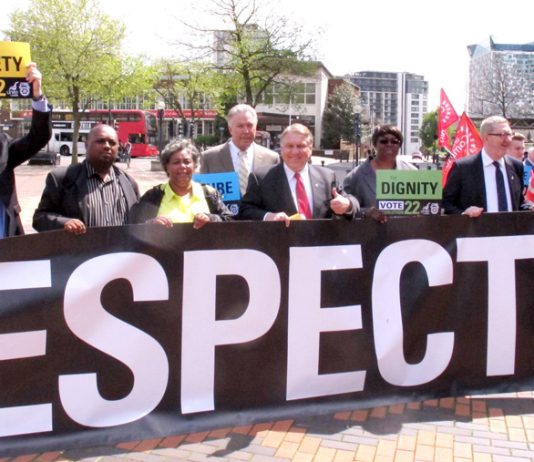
[481, 149, 512, 212]
[283, 163, 313, 214]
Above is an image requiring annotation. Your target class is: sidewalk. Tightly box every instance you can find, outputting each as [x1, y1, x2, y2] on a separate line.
[10, 158, 534, 461]
[3, 392, 534, 461]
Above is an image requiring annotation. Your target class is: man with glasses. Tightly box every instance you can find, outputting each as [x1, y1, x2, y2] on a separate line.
[443, 115, 529, 216]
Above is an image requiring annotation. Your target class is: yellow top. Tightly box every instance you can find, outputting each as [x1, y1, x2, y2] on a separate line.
[157, 182, 210, 223]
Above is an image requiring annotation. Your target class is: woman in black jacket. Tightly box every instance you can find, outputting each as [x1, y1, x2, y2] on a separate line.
[130, 139, 232, 229]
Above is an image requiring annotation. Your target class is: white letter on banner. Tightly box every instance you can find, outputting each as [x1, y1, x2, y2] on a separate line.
[181, 249, 280, 414]
[286, 245, 366, 400]
[0, 261, 51, 437]
[373, 240, 454, 386]
[59, 252, 169, 427]
[457, 235, 534, 376]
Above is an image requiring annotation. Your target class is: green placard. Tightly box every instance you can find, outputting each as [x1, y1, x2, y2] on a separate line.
[376, 170, 442, 215]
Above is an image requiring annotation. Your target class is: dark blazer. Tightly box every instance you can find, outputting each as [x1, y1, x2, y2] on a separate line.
[0, 109, 52, 236]
[443, 152, 525, 214]
[33, 161, 139, 231]
[239, 163, 359, 220]
[129, 183, 233, 224]
[200, 141, 279, 174]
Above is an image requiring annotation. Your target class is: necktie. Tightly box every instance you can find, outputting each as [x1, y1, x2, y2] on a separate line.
[493, 161, 508, 211]
[238, 151, 249, 196]
[294, 172, 312, 219]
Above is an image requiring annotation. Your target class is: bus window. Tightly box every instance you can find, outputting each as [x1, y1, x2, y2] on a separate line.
[128, 133, 145, 144]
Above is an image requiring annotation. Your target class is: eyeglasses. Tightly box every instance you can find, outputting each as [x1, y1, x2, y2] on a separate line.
[487, 132, 514, 138]
[378, 138, 401, 145]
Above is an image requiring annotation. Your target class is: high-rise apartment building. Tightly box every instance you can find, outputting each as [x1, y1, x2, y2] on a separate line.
[349, 71, 428, 155]
[467, 37, 534, 118]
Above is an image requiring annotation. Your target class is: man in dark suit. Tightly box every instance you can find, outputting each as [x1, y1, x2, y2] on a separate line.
[33, 124, 139, 234]
[0, 63, 51, 238]
[200, 104, 279, 195]
[443, 115, 529, 216]
[239, 123, 358, 225]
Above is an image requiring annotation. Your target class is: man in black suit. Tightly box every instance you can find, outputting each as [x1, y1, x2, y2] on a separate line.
[0, 63, 51, 238]
[239, 123, 358, 225]
[443, 115, 529, 216]
[33, 124, 139, 234]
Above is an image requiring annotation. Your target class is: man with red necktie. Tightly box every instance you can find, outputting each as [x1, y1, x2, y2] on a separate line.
[239, 123, 359, 225]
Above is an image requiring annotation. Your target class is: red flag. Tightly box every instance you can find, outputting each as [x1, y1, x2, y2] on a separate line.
[525, 170, 534, 203]
[442, 112, 483, 186]
[438, 89, 459, 149]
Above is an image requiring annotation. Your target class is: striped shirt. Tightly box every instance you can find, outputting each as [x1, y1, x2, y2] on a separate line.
[84, 162, 128, 227]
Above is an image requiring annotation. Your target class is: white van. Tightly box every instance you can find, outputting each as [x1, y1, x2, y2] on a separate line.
[51, 128, 89, 156]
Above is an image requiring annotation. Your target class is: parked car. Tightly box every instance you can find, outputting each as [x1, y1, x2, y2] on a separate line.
[28, 150, 60, 166]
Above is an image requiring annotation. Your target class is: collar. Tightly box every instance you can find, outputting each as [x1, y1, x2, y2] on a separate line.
[481, 149, 505, 168]
[84, 160, 116, 181]
[163, 181, 205, 200]
[229, 140, 253, 156]
[283, 163, 309, 178]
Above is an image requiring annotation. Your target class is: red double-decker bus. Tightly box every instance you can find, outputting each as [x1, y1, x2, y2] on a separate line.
[51, 109, 159, 157]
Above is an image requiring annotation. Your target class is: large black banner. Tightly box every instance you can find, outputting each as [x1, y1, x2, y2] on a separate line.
[1, 213, 534, 455]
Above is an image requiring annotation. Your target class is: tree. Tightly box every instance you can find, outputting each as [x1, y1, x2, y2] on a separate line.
[98, 57, 157, 118]
[179, 0, 316, 107]
[322, 84, 360, 149]
[469, 53, 532, 119]
[7, 0, 126, 162]
[419, 110, 439, 152]
[153, 60, 223, 138]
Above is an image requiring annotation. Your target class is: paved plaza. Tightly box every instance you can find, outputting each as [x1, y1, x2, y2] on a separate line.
[5, 157, 534, 461]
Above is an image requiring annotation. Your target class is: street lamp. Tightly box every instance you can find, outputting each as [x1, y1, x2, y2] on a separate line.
[353, 112, 361, 169]
[156, 100, 166, 157]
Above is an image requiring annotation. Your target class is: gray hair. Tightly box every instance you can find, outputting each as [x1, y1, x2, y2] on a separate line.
[160, 138, 200, 171]
[226, 104, 258, 127]
[480, 116, 509, 137]
[280, 123, 313, 146]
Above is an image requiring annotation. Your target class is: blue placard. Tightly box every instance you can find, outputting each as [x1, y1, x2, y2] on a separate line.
[524, 165, 532, 187]
[193, 172, 240, 201]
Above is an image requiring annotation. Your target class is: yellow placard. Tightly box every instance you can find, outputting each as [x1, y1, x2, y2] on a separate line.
[289, 213, 304, 220]
[0, 41, 32, 78]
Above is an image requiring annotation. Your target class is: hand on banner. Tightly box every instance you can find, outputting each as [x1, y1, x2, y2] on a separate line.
[462, 206, 484, 218]
[365, 206, 388, 224]
[64, 219, 87, 235]
[264, 211, 291, 227]
[193, 213, 210, 229]
[148, 216, 173, 228]
[329, 188, 351, 215]
[25, 62, 43, 99]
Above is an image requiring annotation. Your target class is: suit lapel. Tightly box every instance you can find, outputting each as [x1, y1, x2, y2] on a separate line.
[276, 165, 297, 214]
[504, 157, 521, 210]
[220, 142, 234, 172]
[309, 167, 329, 218]
[473, 154, 488, 209]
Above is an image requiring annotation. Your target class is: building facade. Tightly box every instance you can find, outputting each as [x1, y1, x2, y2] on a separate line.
[467, 36, 534, 119]
[348, 71, 428, 155]
[254, 62, 333, 149]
